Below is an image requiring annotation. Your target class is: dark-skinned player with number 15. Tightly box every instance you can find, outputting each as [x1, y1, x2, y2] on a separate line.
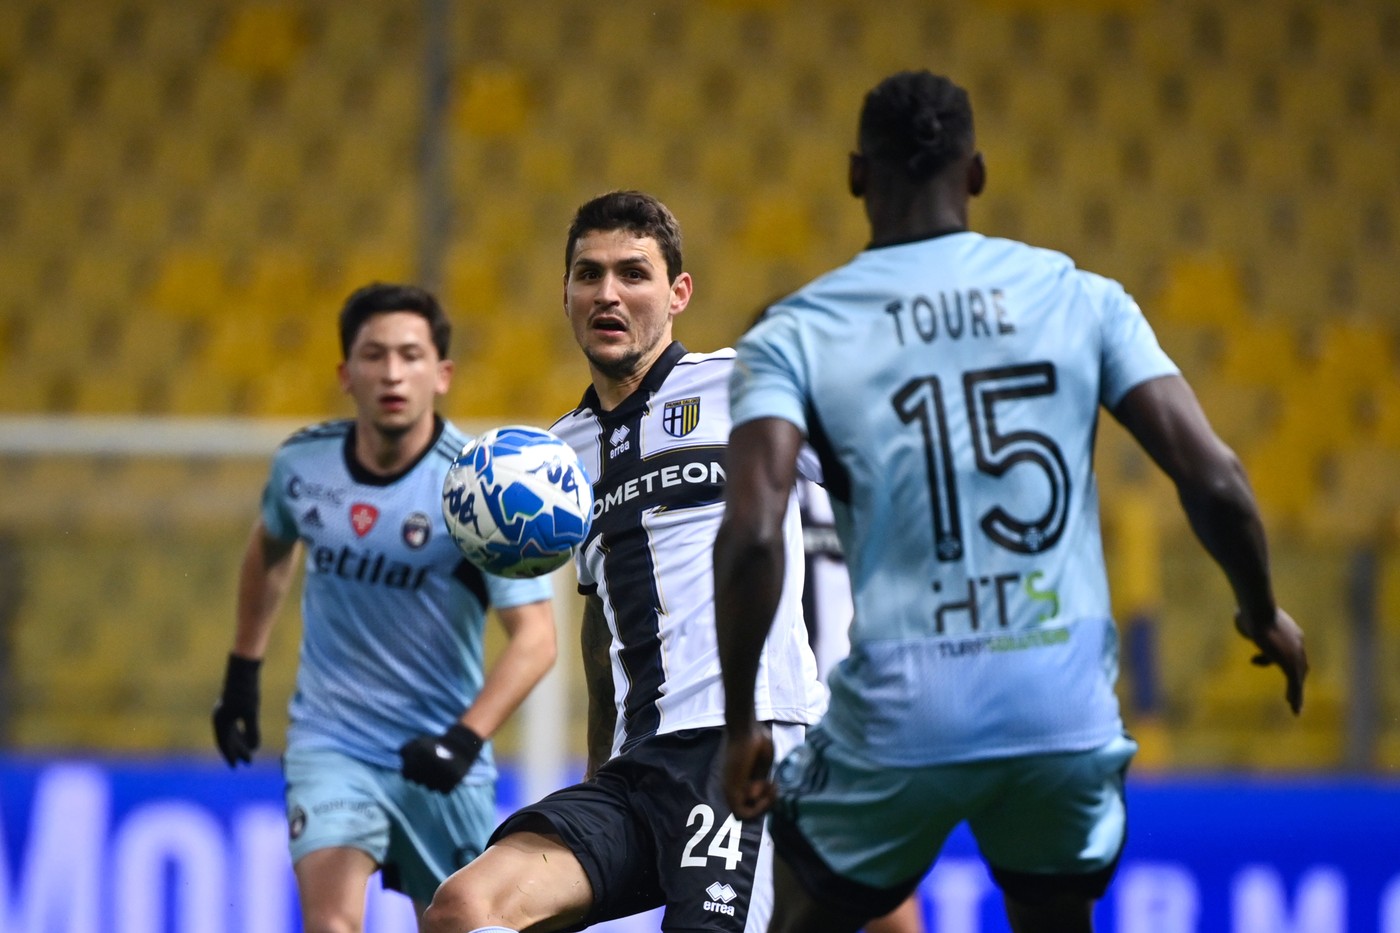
[715, 70, 1307, 933]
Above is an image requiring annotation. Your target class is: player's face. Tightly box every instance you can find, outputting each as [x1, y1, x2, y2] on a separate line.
[338, 311, 452, 437]
[565, 229, 692, 385]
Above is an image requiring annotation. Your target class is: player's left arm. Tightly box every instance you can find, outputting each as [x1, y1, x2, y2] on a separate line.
[400, 596, 556, 793]
[1113, 373, 1307, 714]
[462, 598, 558, 740]
[714, 415, 804, 818]
[581, 593, 616, 780]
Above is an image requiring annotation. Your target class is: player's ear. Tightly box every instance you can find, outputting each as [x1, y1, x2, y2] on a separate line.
[968, 151, 986, 197]
[669, 271, 693, 316]
[848, 152, 867, 198]
[436, 358, 454, 395]
[336, 360, 351, 394]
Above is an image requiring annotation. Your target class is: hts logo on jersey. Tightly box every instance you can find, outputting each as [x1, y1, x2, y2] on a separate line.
[609, 425, 631, 458]
[704, 882, 737, 916]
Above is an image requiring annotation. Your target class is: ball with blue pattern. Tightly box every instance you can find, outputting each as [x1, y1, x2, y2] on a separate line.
[442, 425, 594, 578]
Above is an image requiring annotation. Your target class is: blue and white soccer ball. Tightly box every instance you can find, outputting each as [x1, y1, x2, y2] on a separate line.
[441, 425, 594, 579]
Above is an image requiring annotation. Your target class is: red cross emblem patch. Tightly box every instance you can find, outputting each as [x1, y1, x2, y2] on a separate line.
[350, 503, 379, 537]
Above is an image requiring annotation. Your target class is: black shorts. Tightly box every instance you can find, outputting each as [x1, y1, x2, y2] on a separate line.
[491, 726, 781, 932]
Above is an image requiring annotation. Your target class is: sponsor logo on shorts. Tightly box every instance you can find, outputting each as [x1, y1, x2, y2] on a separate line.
[288, 806, 307, 840]
[704, 881, 737, 916]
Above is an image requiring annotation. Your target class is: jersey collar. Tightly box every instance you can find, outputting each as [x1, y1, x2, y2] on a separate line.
[577, 341, 688, 422]
[866, 225, 969, 250]
[343, 415, 446, 486]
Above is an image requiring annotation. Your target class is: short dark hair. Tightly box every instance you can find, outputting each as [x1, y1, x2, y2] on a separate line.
[565, 190, 684, 282]
[338, 282, 451, 360]
[858, 71, 974, 182]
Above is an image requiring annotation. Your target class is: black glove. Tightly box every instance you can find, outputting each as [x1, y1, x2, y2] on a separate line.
[399, 723, 484, 793]
[212, 654, 262, 767]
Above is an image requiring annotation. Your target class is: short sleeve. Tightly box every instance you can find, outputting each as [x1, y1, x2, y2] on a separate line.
[260, 451, 300, 542]
[730, 311, 810, 433]
[485, 571, 554, 609]
[1094, 276, 1180, 409]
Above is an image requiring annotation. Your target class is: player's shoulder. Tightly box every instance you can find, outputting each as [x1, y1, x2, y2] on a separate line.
[432, 419, 471, 466]
[676, 346, 736, 368]
[669, 347, 736, 396]
[276, 418, 351, 455]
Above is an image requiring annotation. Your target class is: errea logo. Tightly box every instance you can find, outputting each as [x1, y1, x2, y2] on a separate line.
[609, 425, 631, 458]
[704, 881, 737, 916]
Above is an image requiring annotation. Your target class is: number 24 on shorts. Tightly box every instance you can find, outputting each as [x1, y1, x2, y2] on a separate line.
[681, 804, 744, 870]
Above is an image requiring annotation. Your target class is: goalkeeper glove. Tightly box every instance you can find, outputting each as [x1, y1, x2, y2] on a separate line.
[399, 723, 484, 793]
[212, 654, 262, 767]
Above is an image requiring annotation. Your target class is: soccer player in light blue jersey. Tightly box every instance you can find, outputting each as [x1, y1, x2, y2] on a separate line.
[715, 71, 1308, 933]
[212, 283, 557, 931]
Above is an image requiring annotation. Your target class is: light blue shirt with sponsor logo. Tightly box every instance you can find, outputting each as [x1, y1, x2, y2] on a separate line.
[731, 231, 1178, 765]
[261, 417, 551, 776]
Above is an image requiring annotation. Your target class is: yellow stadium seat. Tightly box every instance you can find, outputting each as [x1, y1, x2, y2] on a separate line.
[1220, 313, 1304, 383]
[1242, 127, 1311, 194]
[93, 63, 171, 127]
[1313, 7, 1386, 68]
[1352, 257, 1400, 320]
[738, 190, 815, 261]
[453, 64, 532, 139]
[1157, 253, 1248, 327]
[1306, 445, 1400, 542]
[215, 4, 308, 78]
[69, 366, 152, 414]
[146, 248, 231, 319]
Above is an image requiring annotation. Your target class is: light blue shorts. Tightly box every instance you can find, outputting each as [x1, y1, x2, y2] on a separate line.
[770, 729, 1137, 913]
[283, 745, 496, 905]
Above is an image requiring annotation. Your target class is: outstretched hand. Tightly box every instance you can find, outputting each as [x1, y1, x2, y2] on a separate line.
[1235, 607, 1307, 715]
[723, 721, 776, 820]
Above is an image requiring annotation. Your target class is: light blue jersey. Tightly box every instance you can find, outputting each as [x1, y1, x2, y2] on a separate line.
[731, 231, 1177, 765]
[261, 417, 552, 777]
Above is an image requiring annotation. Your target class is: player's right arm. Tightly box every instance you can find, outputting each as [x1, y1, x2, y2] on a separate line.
[1112, 373, 1307, 714]
[581, 593, 616, 780]
[213, 518, 299, 766]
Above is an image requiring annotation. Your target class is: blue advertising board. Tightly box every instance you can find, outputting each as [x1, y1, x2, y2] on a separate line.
[0, 758, 1396, 932]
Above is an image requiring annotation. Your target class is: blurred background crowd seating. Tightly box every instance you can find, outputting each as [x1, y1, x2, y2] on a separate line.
[0, 0, 1396, 774]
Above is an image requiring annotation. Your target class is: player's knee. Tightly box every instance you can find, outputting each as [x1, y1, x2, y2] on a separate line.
[422, 873, 497, 933]
[300, 910, 362, 933]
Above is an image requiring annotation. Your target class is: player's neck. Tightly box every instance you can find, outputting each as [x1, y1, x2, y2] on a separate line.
[591, 370, 646, 412]
[353, 414, 435, 476]
[866, 188, 968, 248]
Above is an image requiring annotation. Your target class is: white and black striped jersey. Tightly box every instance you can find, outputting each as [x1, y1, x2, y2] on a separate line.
[552, 342, 825, 758]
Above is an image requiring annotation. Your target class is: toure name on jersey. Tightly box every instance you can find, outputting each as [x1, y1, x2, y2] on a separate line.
[309, 544, 428, 591]
[884, 288, 1016, 346]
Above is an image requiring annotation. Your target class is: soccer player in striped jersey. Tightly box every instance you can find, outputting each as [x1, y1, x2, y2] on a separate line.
[423, 192, 825, 933]
[716, 71, 1308, 933]
[212, 283, 557, 930]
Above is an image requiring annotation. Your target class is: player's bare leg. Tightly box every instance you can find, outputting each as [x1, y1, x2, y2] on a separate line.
[1003, 892, 1094, 933]
[295, 846, 377, 933]
[766, 851, 872, 933]
[421, 832, 592, 933]
[864, 893, 924, 933]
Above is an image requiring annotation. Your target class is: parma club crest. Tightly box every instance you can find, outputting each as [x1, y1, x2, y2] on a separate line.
[662, 397, 701, 437]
